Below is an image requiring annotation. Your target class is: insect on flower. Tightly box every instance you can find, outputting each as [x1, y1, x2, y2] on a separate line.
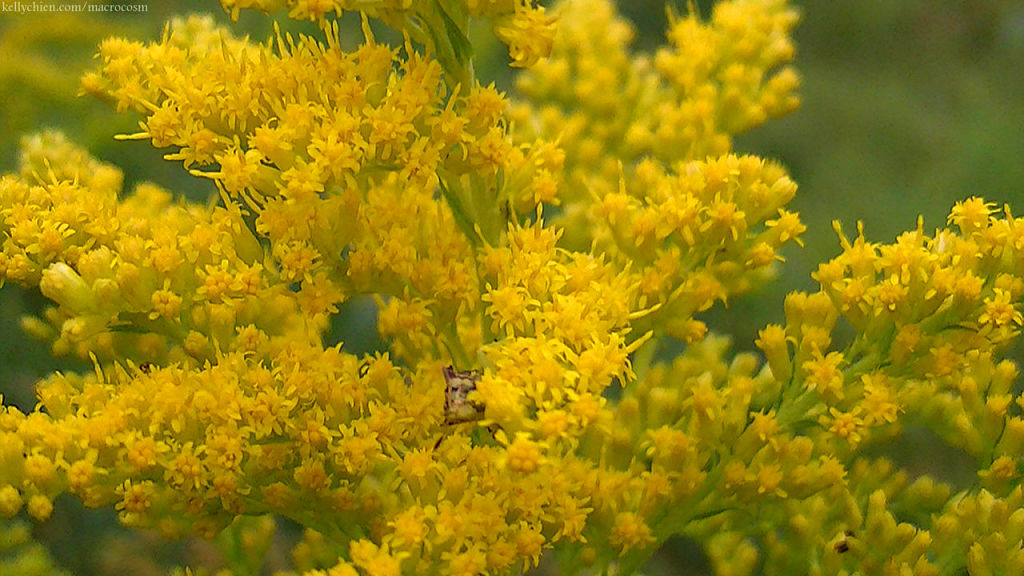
[833, 529, 855, 553]
[442, 365, 485, 425]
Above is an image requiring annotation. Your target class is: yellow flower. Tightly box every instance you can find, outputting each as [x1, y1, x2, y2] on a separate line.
[293, 457, 332, 492]
[26, 494, 54, 521]
[754, 463, 787, 498]
[948, 196, 995, 234]
[388, 505, 430, 548]
[504, 432, 543, 474]
[349, 539, 404, 576]
[22, 454, 56, 489]
[979, 288, 1023, 328]
[821, 407, 865, 448]
[482, 284, 534, 336]
[860, 373, 901, 425]
[441, 545, 488, 576]
[609, 511, 655, 554]
[116, 479, 155, 516]
[494, 3, 556, 68]
[0, 485, 23, 518]
[396, 449, 439, 489]
[802, 350, 845, 401]
[122, 433, 169, 474]
[984, 456, 1018, 481]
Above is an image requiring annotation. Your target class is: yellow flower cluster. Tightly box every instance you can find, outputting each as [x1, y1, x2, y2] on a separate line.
[2, 0, 1024, 575]
[512, 0, 799, 193]
[744, 199, 1024, 573]
[1, 7, 665, 574]
[1, 130, 303, 363]
[511, 0, 804, 339]
[775, 199, 1024, 462]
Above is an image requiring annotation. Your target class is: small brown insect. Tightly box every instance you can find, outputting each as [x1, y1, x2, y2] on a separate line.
[442, 366, 485, 425]
[833, 529, 855, 554]
[139, 362, 156, 374]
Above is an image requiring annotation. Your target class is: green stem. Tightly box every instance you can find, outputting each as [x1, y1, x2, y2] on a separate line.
[438, 172, 500, 353]
[438, 175, 481, 249]
[427, 0, 474, 93]
[442, 321, 471, 368]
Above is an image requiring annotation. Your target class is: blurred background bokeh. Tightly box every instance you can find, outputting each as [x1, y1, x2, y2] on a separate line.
[1, 0, 1023, 574]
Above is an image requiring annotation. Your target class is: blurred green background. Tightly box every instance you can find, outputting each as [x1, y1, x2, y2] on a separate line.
[1, 0, 1023, 574]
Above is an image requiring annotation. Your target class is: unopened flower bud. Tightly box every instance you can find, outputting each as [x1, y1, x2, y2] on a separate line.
[40, 263, 94, 314]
